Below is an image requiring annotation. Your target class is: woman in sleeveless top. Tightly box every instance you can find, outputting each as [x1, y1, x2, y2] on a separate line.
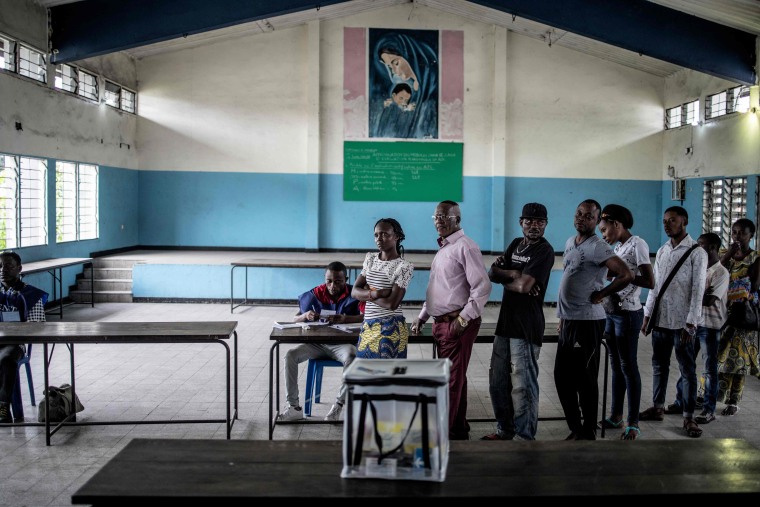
[352, 218, 414, 358]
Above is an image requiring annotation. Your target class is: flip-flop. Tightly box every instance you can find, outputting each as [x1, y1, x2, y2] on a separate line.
[621, 426, 640, 440]
[598, 417, 623, 430]
[480, 432, 509, 441]
[722, 405, 739, 416]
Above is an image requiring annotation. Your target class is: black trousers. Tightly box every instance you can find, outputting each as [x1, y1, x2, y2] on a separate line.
[0, 345, 23, 404]
[554, 319, 605, 437]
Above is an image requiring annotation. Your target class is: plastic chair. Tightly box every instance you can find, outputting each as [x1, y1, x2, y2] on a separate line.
[303, 358, 342, 416]
[10, 343, 35, 421]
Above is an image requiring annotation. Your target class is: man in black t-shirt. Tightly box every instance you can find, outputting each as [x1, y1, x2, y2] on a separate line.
[481, 203, 555, 440]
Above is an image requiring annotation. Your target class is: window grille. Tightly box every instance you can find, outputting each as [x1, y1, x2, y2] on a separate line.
[18, 44, 46, 83]
[0, 153, 47, 249]
[665, 100, 698, 129]
[706, 86, 749, 120]
[78, 69, 98, 101]
[0, 35, 16, 72]
[56, 161, 99, 243]
[121, 88, 136, 113]
[703, 177, 748, 247]
[104, 80, 120, 108]
[54, 63, 78, 93]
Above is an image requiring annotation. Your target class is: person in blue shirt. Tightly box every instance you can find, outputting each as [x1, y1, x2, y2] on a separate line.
[1, 251, 48, 423]
[277, 261, 364, 423]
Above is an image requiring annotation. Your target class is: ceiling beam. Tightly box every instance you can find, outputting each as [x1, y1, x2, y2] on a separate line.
[50, 0, 352, 63]
[468, 0, 756, 84]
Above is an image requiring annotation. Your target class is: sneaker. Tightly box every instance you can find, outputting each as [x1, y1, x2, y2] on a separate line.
[277, 405, 304, 422]
[0, 402, 10, 424]
[695, 410, 715, 424]
[325, 403, 343, 421]
[664, 402, 682, 415]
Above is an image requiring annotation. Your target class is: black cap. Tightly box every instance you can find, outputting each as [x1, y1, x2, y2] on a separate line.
[520, 203, 548, 220]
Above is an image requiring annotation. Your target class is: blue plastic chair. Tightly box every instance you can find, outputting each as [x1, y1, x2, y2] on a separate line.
[303, 358, 342, 416]
[10, 343, 35, 421]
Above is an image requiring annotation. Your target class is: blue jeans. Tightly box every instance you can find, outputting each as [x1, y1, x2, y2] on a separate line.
[488, 335, 541, 440]
[651, 327, 698, 418]
[605, 309, 643, 425]
[692, 326, 720, 414]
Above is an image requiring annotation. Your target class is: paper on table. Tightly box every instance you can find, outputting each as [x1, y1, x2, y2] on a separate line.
[332, 322, 363, 333]
[273, 321, 331, 329]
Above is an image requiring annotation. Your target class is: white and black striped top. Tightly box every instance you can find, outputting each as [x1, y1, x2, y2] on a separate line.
[361, 252, 414, 320]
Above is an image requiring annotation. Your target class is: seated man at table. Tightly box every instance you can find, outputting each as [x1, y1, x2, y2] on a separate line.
[278, 261, 364, 422]
[0, 251, 48, 423]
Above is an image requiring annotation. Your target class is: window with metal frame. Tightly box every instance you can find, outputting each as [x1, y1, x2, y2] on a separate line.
[104, 80, 120, 108]
[706, 86, 750, 120]
[18, 43, 46, 83]
[121, 88, 136, 113]
[703, 177, 748, 247]
[665, 100, 699, 129]
[54, 63, 79, 93]
[0, 34, 16, 72]
[77, 69, 98, 101]
[56, 161, 99, 243]
[0, 153, 47, 249]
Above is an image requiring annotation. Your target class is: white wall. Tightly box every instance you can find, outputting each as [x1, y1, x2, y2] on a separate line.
[663, 69, 760, 180]
[0, 0, 139, 168]
[135, 3, 669, 181]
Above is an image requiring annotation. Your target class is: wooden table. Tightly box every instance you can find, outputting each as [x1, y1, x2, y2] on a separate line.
[71, 438, 760, 504]
[269, 323, 609, 439]
[23, 257, 94, 319]
[0, 321, 238, 445]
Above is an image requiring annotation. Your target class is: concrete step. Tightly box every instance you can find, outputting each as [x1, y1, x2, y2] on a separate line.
[70, 290, 133, 304]
[76, 279, 133, 291]
[88, 267, 134, 280]
[91, 259, 145, 269]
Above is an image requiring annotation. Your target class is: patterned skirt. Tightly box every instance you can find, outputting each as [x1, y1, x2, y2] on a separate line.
[356, 314, 409, 359]
[717, 325, 760, 377]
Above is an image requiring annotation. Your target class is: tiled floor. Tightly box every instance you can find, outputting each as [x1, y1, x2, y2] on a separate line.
[2, 302, 759, 506]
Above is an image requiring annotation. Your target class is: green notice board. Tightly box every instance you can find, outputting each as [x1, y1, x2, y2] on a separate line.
[344, 141, 463, 202]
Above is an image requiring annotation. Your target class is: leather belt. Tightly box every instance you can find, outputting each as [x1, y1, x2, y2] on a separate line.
[432, 309, 463, 323]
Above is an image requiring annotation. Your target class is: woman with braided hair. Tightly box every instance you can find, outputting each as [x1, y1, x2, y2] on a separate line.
[352, 218, 414, 358]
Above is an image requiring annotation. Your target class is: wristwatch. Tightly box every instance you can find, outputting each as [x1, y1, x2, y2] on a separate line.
[685, 326, 696, 336]
[456, 315, 469, 328]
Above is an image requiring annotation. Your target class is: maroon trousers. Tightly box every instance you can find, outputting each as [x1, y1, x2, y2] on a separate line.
[432, 317, 481, 438]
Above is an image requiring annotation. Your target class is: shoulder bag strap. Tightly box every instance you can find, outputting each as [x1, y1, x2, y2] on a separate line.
[649, 244, 699, 329]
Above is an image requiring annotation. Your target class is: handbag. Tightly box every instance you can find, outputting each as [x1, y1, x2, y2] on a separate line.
[38, 384, 85, 423]
[723, 299, 760, 331]
[645, 244, 700, 335]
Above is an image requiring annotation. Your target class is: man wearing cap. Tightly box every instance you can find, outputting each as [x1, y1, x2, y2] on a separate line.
[481, 203, 555, 441]
[411, 200, 492, 440]
[555, 199, 633, 440]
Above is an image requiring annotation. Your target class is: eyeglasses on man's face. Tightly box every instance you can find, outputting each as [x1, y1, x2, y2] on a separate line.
[432, 215, 457, 222]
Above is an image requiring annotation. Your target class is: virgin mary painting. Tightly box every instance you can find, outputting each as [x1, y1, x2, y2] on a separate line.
[369, 28, 438, 139]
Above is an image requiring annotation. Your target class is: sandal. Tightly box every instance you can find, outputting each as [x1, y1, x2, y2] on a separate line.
[639, 406, 664, 421]
[683, 418, 702, 438]
[721, 405, 739, 416]
[480, 432, 510, 441]
[621, 426, 640, 440]
[597, 417, 623, 430]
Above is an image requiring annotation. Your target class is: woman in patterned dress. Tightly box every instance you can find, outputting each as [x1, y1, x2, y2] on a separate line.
[352, 218, 414, 358]
[716, 218, 760, 416]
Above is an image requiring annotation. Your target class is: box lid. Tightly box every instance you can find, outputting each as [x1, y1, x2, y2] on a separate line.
[343, 359, 450, 386]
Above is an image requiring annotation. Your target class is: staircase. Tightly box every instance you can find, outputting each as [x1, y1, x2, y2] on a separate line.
[69, 258, 143, 303]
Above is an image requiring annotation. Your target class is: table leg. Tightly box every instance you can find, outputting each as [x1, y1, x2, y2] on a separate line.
[600, 339, 609, 439]
[58, 268, 63, 319]
[43, 343, 50, 446]
[234, 331, 238, 420]
[269, 341, 277, 439]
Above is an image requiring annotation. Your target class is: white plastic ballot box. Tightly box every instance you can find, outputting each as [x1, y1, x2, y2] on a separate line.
[341, 358, 450, 482]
